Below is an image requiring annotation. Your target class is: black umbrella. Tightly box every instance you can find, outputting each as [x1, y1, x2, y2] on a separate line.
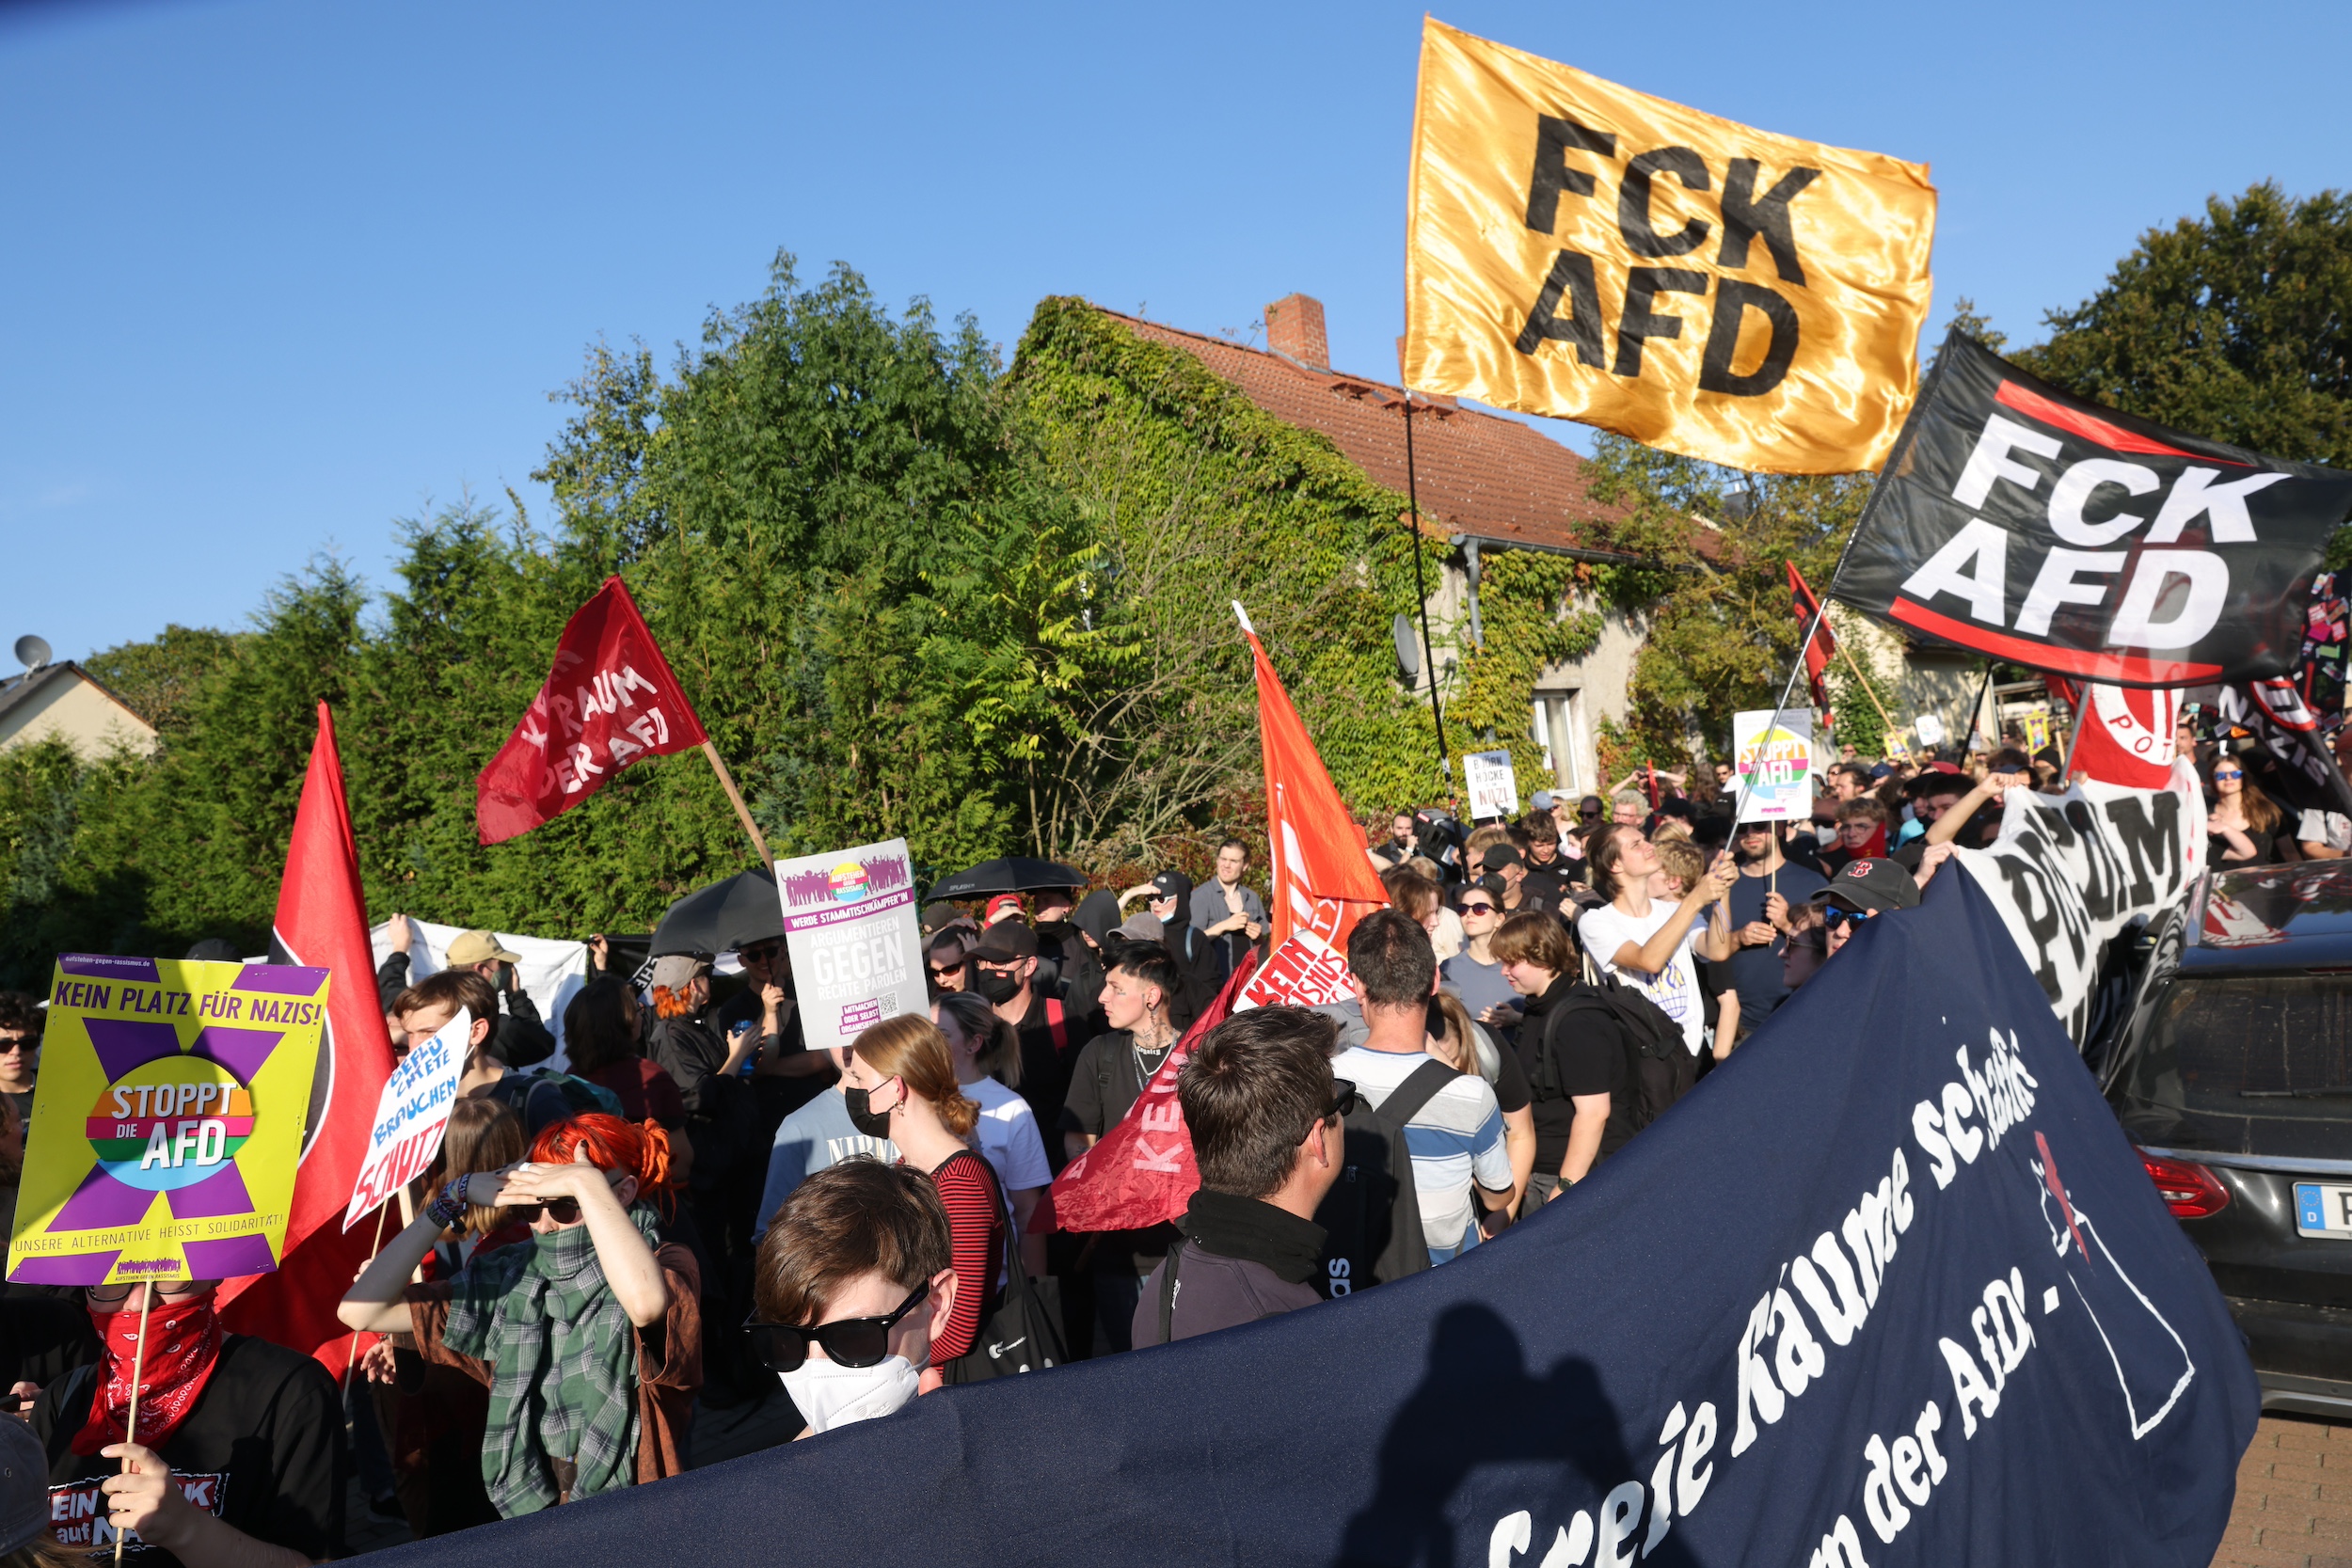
[927, 856, 1088, 900]
[651, 867, 785, 956]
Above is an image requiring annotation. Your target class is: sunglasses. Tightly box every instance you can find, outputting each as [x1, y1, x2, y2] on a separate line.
[2213, 770, 2243, 782]
[744, 1282, 928, 1371]
[739, 942, 785, 964]
[927, 961, 963, 978]
[1327, 1079, 1359, 1121]
[509, 1196, 585, 1226]
[1458, 900, 1497, 915]
[89, 1278, 207, 1305]
[1822, 906, 1882, 931]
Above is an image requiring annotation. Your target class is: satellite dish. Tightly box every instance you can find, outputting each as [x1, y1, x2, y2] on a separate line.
[1391, 613, 1421, 683]
[12, 636, 50, 672]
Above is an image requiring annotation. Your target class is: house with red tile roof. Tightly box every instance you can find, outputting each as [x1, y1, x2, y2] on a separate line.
[1095, 291, 1671, 799]
[1086, 293, 1995, 788]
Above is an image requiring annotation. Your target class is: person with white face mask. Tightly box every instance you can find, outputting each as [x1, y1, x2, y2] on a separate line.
[749, 1162, 958, 1436]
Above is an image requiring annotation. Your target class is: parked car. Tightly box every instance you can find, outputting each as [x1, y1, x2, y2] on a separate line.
[2099, 861, 2352, 1419]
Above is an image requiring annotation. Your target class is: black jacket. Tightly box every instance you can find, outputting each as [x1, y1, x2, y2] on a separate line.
[373, 953, 553, 1068]
[1133, 1189, 1326, 1345]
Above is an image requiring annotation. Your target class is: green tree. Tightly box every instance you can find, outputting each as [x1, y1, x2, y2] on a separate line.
[2011, 182, 2352, 466]
[83, 626, 243, 735]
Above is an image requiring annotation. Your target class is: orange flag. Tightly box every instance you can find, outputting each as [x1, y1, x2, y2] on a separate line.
[1233, 606, 1393, 1010]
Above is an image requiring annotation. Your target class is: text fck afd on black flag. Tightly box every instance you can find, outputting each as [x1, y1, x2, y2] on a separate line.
[1836, 332, 2352, 687]
[389, 875, 2255, 1568]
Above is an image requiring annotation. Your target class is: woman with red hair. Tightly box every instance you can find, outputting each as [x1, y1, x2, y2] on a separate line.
[339, 1113, 703, 1516]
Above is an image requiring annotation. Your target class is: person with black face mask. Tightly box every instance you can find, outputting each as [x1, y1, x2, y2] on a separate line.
[969, 922, 1078, 1149]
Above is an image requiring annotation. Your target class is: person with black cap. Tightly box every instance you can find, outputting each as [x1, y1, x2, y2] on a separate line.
[1481, 844, 1553, 916]
[969, 922, 1076, 1140]
[1060, 891, 1123, 1021]
[1807, 857, 1924, 960]
[1118, 871, 1222, 1030]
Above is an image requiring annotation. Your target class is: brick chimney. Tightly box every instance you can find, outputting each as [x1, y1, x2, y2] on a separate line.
[1264, 293, 1329, 371]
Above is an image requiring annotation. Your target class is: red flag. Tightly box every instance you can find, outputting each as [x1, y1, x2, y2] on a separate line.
[1049, 953, 1257, 1234]
[216, 704, 400, 1370]
[1787, 561, 1836, 712]
[477, 577, 708, 845]
[1233, 609, 1391, 1009]
[2070, 683, 2180, 788]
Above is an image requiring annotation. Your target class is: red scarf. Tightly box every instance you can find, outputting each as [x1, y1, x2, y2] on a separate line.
[71, 1292, 225, 1456]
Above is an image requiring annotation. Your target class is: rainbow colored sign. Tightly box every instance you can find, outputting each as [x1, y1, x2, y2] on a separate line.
[8, 955, 326, 1287]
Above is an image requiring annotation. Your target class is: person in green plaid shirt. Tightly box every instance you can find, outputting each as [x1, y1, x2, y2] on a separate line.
[340, 1112, 702, 1516]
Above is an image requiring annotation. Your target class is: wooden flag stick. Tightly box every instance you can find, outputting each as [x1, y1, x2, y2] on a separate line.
[112, 1289, 155, 1567]
[1825, 631, 1910, 759]
[700, 741, 773, 872]
[341, 1204, 394, 1393]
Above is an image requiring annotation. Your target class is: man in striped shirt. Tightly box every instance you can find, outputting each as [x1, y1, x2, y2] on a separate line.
[1330, 910, 1514, 1264]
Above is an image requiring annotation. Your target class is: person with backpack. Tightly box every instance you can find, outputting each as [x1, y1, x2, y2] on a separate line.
[1577, 825, 1738, 1064]
[1328, 911, 1513, 1269]
[1133, 1007, 1346, 1345]
[1494, 911, 1638, 1207]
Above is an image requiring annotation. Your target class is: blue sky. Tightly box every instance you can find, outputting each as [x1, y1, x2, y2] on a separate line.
[4, 0, 2345, 665]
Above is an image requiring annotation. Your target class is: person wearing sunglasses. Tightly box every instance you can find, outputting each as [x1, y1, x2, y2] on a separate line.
[18, 1273, 343, 1568]
[750, 1161, 957, 1435]
[1805, 858, 1922, 959]
[1439, 879, 1521, 1043]
[339, 1113, 698, 1516]
[2206, 758, 2283, 864]
[1134, 1007, 1347, 1345]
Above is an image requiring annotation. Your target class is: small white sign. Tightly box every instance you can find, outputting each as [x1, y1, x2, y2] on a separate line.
[1463, 750, 1519, 820]
[345, 1006, 469, 1230]
[1915, 713, 1948, 748]
[1732, 710, 1819, 821]
[775, 839, 924, 1050]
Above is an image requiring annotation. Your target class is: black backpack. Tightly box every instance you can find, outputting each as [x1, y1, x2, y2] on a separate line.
[1313, 1058, 1459, 1300]
[1530, 977, 1687, 1134]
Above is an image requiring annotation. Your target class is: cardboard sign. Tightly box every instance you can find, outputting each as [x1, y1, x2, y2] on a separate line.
[10, 956, 326, 1288]
[773, 839, 922, 1049]
[344, 1006, 469, 1230]
[1732, 709, 1819, 819]
[1915, 712, 1948, 748]
[1463, 750, 1520, 820]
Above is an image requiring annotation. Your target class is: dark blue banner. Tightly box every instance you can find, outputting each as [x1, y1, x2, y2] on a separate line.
[387, 873, 2258, 1568]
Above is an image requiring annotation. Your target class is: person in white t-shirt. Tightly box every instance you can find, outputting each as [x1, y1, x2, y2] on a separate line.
[2297, 809, 2352, 859]
[1577, 824, 1738, 1057]
[933, 990, 1051, 1276]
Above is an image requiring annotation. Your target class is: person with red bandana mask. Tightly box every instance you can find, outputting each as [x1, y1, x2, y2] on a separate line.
[16, 1275, 343, 1567]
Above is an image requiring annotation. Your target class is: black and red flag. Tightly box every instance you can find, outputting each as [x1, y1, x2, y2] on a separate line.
[1786, 560, 1836, 712]
[216, 703, 400, 1371]
[1834, 332, 2352, 688]
[477, 578, 708, 844]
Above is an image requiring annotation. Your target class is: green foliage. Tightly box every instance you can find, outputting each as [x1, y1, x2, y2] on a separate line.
[2010, 182, 2352, 467]
[1004, 298, 1454, 843]
[1581, 436, 1870, 763]
[82, 626, 242, 734]
[1450, 551, 1601, 791]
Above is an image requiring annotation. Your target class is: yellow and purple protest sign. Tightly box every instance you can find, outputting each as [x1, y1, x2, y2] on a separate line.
[8, 955, 326, 1287]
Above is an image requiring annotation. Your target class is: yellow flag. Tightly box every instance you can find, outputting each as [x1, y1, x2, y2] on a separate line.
[1404, 19, 1936, 474]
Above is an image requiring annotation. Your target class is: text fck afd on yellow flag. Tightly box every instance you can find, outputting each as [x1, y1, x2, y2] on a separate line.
[1404, 19, 1936, 474]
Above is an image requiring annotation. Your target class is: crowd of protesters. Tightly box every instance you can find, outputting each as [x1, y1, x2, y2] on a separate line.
[0, 710, 2298, 1562]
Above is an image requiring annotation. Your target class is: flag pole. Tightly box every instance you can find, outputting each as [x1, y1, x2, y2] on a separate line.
[699, 742, 773, 872]
[341, 1203, 394, 1394]
[1400, 401, 1452, 790]
[112, 1289, 155, 1567]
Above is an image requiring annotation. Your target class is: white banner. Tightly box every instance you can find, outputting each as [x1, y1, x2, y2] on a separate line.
[773, 839, 924, 1050]
[1732, 708, 1818, 820]
[1463, 750, 1519, 820]
[344, 1006, 469, 1229]
[370, 918, 590, 1068]
[1954, 761, 2206, 1041]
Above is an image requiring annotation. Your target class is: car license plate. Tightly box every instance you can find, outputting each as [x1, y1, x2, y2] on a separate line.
[2294, 1183, 2352, 1239]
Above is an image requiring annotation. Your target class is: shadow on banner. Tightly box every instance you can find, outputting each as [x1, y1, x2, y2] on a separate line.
[371, 873, 2256, 1568]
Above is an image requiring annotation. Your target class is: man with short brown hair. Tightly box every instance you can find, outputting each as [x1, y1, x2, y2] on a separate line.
[1134, 1007, 1345, 1344]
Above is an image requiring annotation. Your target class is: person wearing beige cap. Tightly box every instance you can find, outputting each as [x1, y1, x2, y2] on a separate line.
[377, 919, 555, 1069]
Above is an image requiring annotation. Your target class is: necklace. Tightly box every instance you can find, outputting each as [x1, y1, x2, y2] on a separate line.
[1131, 1022, 1175, 1085]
